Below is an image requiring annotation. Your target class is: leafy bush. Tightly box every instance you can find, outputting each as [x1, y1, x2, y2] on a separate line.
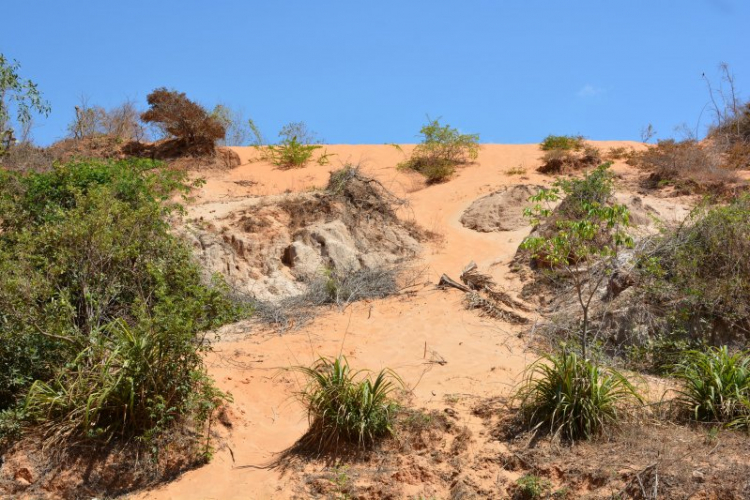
[514, 350, 642, 440]
[399, 117, 479, 183]
[674, 347, 750, 426]
[260, 121, 331, 169]
[0, 158, 242, 441]
[0, 53, 50, 151]
[540, 135, 584, 151]
[521, 164, 633, 358]
[515, 474, 552, 499]
[295, 356, 402, 451]
[141, 88, 225, 155]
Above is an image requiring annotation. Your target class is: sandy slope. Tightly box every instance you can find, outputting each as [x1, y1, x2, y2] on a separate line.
[134, 142, 653, 500]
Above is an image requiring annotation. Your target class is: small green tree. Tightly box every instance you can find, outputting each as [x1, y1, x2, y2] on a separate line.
[521, 164, 633, 359]
[399, 117, 480, 183]
[0, 54, 50, 150]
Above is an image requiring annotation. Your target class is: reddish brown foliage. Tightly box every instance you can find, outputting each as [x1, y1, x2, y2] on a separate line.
[141, 88, 225, 156]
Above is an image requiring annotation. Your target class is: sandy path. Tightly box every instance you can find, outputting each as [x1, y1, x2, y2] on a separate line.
[134, 142, 643, 499]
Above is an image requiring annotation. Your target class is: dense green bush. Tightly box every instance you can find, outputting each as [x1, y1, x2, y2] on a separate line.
[540, 135, 584, 151]
[514, 350, 642, 440]
[399, 118, 479, 183]
[295, 356, 402, 451]
[0, 158, 242, 440]
[674, 347, 750, 427]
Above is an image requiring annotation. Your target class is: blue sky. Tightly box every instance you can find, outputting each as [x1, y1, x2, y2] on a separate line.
[3, 0, 748, 145]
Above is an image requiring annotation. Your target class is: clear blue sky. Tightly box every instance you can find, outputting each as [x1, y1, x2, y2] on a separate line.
[3, 0, 748, 145]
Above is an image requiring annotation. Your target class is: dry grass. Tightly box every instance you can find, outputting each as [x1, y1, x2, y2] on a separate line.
[628, 139, 743, 197]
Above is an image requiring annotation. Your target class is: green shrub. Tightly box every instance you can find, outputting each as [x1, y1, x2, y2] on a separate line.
[295, 356, 402, 451]
[399, 117, 479, 183]
[540, 135, 584, 151]
[261, 121, 331, 169]
[0, 158, 243, 441]
[521, 164, 633, 358]
[674, 347, 750, 426]
[515, 474, 552, 499]
[514, 350, 642, 440]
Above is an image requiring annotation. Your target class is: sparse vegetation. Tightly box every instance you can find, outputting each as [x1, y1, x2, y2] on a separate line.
[210, 103, 252, 146]
[506, 165, 527, 175]
[521, 164, 633, 358]
[628, 138, 739, 196]
[294, 356, 402, 451]
[67, 96, 146, 143]
[514, 350, 642, 440]
[635, 196, 750, 342]
[537, 135, 601, 174]
[538, 143, 602, 174]
[398, 117, 479, 183]
[259, 121, 332, 168]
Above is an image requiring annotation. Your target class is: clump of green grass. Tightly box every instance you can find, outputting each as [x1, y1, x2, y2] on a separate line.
[398, 117, 479, 183]
[674, 346, 750, 427]
[514, 350, 642, 440]
[515, 474, 552, 499]
[295, 356, 403, 451]
[540, 135, 585, 151]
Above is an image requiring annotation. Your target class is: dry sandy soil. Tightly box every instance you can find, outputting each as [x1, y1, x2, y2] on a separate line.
[116, 143, 735, 500]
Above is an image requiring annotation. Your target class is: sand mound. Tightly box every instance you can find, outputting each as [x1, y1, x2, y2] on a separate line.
[460, 184, 542, 232]
[181, 170, 421, 301]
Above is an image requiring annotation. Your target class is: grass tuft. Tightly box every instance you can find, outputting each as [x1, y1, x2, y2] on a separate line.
[674, 346, 750, 426]
[294, 356, 402, 452]
[514, 350, 642, 440]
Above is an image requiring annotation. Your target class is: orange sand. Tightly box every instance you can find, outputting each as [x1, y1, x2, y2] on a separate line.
[134, 142, 647, 499]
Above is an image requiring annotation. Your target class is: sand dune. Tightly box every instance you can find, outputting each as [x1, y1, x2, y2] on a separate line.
[136, 142, 667, 499]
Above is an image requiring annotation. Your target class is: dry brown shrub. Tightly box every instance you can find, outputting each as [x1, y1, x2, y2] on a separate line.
[67, 97, 146, 143]
[141, 88, 225, 156]
[629, 139, 741, 196]
[538, 144, 601, 174]
[0, 142, 53, 172]
[48, 135, 126, 163]
[722, 141, 750, 170]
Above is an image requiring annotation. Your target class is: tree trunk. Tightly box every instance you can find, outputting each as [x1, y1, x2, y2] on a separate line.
[582, 306, 589, 360]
